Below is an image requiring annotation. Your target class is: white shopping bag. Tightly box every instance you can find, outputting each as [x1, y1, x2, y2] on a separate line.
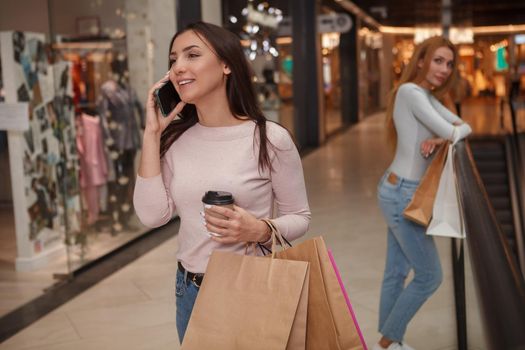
[427, 144, 466, 238]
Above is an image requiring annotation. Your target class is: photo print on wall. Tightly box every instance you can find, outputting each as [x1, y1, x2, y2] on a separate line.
[8, 31, 82, 251]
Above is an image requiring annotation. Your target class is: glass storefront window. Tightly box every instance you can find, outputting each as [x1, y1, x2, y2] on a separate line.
[275, 39, 295, 136]
[0, 0, 175, 283]
[321, 32, 343, 135]
[47, 0, 175, 272]
[358, 26, 382, 118]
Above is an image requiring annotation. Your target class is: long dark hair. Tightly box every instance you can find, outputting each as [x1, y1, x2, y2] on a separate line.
[159, 22, 272, 172]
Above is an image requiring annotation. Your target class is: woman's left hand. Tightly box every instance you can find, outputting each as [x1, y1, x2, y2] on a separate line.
[203, 205, 270, 244]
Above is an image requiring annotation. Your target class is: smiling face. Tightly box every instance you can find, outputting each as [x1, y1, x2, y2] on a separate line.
[168, 30, 231, 104]
[419, 46, 455, 89]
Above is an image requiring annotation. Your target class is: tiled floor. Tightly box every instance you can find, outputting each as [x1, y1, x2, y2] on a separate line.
[0, 208, 149, 318]
[0, 112, 462, 350]
[2, 95, 517, 349]
[0, 207, 59, 317]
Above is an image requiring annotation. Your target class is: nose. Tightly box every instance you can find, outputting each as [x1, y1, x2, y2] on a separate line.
[172, 60, 186, 75]
[441, 63, 451, 74]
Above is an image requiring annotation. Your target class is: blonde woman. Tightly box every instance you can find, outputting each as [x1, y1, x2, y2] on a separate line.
[374, 37, 472, 350]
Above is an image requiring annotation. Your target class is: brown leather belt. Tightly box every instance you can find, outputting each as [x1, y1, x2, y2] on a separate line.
[178, 262, 204, 288]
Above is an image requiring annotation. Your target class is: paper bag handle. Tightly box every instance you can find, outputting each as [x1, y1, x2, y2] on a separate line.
[261, 219, 289, 258]
[243, 219, 284, 256]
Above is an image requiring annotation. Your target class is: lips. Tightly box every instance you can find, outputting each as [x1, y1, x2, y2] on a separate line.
[177, 79, 194, 86]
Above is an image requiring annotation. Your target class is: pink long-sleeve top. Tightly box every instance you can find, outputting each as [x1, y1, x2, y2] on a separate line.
[133, 120, 311, 273]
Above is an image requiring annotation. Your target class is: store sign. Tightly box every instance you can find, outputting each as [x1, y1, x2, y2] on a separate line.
[495, 47, 509, 71]
[0, 103, 29, 131]
[414, 27, 474, 44]
[450, 28, 474, 44]
[414, 28, 442, 44]
[318, 13, 352, 34]
[277, 13, 353, 36]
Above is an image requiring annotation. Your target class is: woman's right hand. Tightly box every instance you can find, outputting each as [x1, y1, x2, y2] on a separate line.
[420, 138, 444, 158]
[145, 73, 186, 136]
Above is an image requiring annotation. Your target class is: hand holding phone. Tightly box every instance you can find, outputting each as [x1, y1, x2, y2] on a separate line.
[154, 80, 182, 117]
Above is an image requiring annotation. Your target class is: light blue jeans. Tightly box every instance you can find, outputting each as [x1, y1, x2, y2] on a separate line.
[377, 172, 443, 342]
[175, 268, 200, 343]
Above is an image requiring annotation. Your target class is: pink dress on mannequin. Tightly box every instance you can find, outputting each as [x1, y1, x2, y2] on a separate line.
[76, 113, 108, 225]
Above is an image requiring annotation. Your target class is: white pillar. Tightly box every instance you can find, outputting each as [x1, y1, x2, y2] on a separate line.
[125, 0, 177, 106]
[201, 0, 223, 26]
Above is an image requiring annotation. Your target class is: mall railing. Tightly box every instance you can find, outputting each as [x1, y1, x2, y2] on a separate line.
[509, 98, 525, 275]
[453, 140, 525, 350]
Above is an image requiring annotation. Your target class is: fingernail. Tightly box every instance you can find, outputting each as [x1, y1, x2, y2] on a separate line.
[202, 220, 207, 226]
[199, 211, 205, 217]
[204, 205, 212, 209]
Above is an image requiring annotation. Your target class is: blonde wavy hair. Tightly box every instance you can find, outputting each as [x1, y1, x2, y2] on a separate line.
[386, 36, 458, 150]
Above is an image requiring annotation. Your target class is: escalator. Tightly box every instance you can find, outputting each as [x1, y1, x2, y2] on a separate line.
[469, 137, 522, 269]
[451, 101, 525, 349]
[453, 141, 525, 350]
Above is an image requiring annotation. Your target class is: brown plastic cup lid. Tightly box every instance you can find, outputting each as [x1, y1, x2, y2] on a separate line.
[202, 191, 234, 205]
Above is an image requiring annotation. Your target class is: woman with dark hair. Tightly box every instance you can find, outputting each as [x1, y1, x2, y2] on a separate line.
[374, 37, 472, 350]
[133, 22, 310, 342]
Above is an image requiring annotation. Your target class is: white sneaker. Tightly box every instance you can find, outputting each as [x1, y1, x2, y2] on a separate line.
[400, 342, 415, 350]
[372, 343, 403, 350]
[388, 344, 403, 350]
[372, 342, 416, 350]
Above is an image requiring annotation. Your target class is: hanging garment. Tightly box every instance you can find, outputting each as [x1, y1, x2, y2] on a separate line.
[76, 113, 108, 188]
[97, 80, 144, 152]
[76, 113, 109, 225]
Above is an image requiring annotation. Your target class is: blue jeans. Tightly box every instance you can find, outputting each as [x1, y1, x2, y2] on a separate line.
[175, 268, 200, 343]
[377, 172, 443, 342]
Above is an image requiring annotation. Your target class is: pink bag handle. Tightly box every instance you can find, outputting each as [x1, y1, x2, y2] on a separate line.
[328, 249, 368, 350]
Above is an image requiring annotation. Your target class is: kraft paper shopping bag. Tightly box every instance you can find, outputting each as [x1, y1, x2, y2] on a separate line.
[276, 237, 365, 350]
[327, 249, 368, 350]
[181, 250, 310, 350]
[403, 143, 449, 226]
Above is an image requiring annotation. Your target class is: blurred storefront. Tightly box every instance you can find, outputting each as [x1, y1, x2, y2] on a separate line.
[321, 32, 343, 135]
[0, 0, 179, 277]
[222, 1, 296, 135]
[223, 0, 372, 145]
[0, 0, 449, 280]
[357, 25, 383, 118]
[388, 28, 525, 103]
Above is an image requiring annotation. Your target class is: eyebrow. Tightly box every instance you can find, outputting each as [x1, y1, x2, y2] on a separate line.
[169, 45, 201, 57]
[434, 54, 453, 61]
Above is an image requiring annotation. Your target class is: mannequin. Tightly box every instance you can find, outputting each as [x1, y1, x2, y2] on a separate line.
[97, 54, 144, 233]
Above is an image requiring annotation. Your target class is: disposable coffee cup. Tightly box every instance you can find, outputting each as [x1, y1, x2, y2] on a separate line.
[202, 191, 234, 222]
